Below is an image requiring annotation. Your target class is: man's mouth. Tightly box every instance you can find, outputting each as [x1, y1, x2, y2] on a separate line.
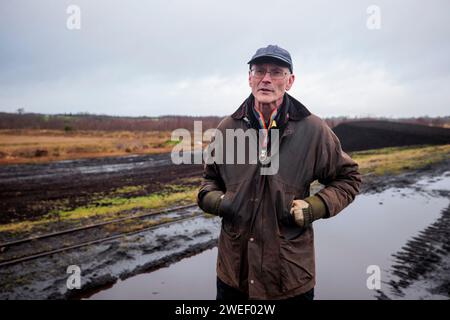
[258, 88, 273, 93]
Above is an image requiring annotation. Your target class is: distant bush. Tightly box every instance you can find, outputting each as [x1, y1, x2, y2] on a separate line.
[66, 146, 101, 154]
[34, 149, 48, 157]
[0, 112, 449, 132]
[0, 112, 223, 132]
[11, 148, 48, 158]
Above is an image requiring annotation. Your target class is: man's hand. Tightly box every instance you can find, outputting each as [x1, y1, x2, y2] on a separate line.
[290, 200, 311, 228]
[198, 191, 234, 219]
[290, 196, 328, 228]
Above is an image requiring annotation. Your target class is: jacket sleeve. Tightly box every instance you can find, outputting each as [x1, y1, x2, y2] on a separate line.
[197, 130, 226, 207]
[197, 162, 225, 203]
[313, 122, 362, 218]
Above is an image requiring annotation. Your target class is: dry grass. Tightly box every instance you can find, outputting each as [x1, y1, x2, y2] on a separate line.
[352, 144, 450, 175]
[0, 129, 178, 164]
[0, 188, 198, 234]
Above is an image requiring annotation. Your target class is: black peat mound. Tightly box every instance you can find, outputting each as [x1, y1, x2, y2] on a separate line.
[333, 121, 450, 152]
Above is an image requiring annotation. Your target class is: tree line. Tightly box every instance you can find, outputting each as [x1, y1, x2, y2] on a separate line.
[0, 112, 448, 132]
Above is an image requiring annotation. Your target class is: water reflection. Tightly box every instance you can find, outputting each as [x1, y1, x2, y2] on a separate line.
[88, 248, 217, 300]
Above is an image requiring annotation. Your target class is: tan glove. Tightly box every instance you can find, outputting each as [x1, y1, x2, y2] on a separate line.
[290, 196, 327, 228]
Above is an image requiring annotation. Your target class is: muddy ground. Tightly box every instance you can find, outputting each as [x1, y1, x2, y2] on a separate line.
[0, 155, 449, 299]
[0, 153, 203, 224]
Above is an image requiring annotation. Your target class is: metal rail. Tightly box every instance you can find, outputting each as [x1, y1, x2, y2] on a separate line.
[0, 204, 198, 248]
[0, 213, 204, 268]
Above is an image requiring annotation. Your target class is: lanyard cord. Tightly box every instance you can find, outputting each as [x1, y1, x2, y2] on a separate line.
[255, 109, 278, 148]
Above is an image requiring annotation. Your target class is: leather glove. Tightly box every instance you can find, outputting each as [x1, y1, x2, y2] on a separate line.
[290, 195, 327, 228]
[199, 191, 234, 219]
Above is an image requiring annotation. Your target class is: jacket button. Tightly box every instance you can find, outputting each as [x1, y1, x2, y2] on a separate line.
[249, 237, 254, 242]
[250, 280, 254, 284]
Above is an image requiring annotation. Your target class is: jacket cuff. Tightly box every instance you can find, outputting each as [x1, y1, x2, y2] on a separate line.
[198, 190, 224, 215]
[304, 195, 328, 220]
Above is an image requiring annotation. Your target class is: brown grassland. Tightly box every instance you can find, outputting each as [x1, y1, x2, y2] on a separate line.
[0, 129, 176, 164]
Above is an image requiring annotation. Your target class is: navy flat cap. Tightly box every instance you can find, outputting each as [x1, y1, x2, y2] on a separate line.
[248, 45, 293, 72]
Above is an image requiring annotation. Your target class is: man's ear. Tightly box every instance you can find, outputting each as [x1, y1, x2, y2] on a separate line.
[248, 71, 252, 87]
[285, 74, 295, 91]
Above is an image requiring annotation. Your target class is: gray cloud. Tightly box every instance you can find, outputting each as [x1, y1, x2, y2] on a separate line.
[0, 0, 449, 117]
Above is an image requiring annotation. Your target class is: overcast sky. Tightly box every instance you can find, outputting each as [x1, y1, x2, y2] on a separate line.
[0, 0, 449, 117]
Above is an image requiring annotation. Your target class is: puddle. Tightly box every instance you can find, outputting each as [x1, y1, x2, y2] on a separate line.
[0, 153, 173, 183]
[314, 186, 447, 299]
[87, 248, 217, 300]
[87, 173, 450, 300]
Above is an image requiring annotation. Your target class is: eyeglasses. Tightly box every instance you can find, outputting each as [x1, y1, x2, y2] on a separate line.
[250, 67, 289, 80]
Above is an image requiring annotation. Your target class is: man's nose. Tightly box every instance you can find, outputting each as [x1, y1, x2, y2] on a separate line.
[261, 71, 272, 82]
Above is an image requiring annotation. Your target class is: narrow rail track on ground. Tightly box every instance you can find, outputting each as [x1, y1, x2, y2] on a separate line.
[0, 204, 204, 268]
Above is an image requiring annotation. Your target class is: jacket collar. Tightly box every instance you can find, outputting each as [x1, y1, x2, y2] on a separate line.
[231, 93, 311, 125]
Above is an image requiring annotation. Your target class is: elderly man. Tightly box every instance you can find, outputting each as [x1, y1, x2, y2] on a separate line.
[197, 45, 362, 300]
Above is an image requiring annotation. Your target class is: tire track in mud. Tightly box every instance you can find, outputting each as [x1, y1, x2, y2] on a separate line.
[377, 203, 450, 299]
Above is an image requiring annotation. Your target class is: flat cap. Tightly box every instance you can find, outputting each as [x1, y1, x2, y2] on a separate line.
[248, 45, 293, 72]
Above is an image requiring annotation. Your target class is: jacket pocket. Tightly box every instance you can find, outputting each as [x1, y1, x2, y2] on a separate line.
[217, 224, 242, 287]
[279, 230, 315, 292]
[271, 176, 298, 227]
[220, 190, 237, 221]
[220, 189, 241, 238]
[222, 179, 250, 230]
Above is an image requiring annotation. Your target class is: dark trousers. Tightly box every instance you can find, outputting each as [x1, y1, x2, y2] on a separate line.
[216, 277, 314, 301]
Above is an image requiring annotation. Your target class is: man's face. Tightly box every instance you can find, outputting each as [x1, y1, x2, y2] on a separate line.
[248, 62, 295, 105]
